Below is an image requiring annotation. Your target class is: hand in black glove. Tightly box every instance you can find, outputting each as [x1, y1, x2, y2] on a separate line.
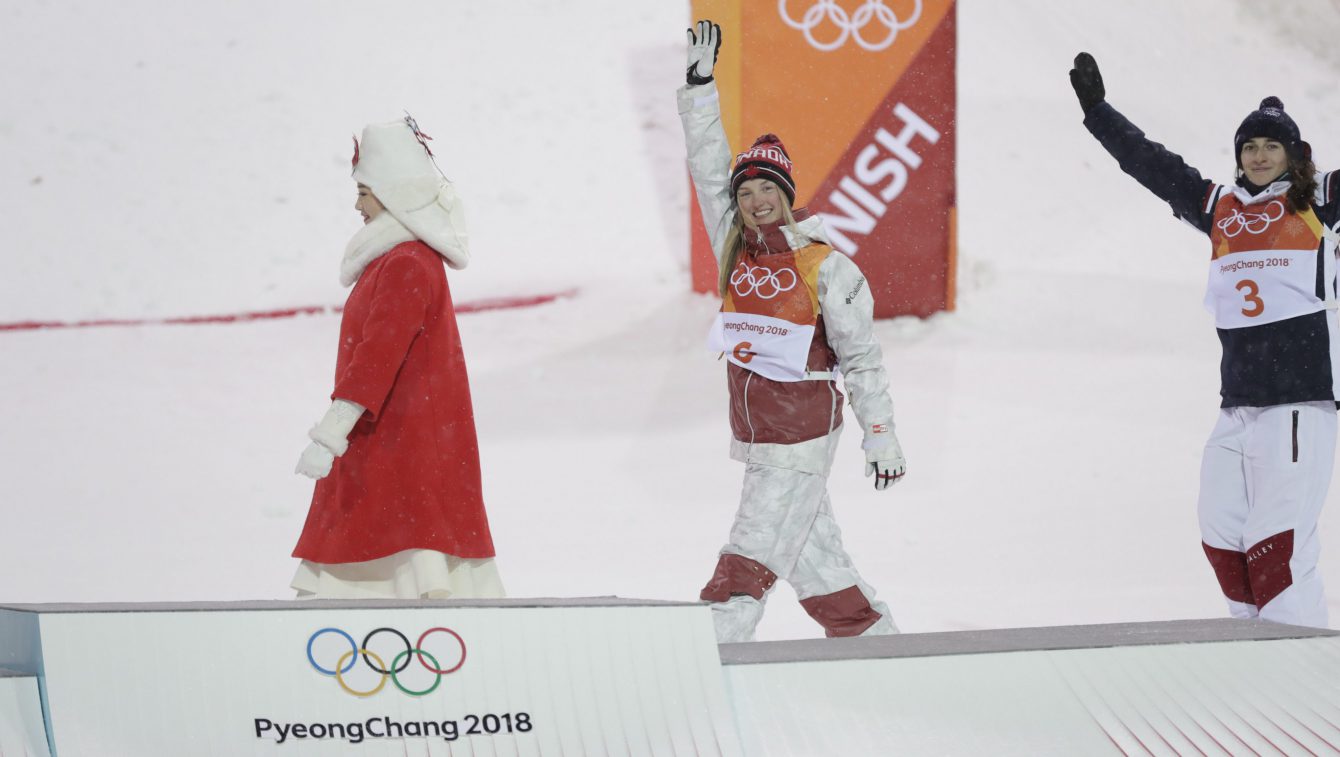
[1069, 52, 1105, 115]
[687, 19, 722, 85]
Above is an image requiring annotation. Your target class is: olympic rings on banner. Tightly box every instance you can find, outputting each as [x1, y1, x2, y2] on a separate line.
[307, 627, 357, 675]
[731, 263, 798, 300]
[336, 648, 390, 697]
[1217, 200, 1285, 237]
[361, 627, 412, 674]
[778, 0, 922, 52]
[307, 626, 468, 697]
[391, 648, 442, 696]
[417, 627, 467, 675]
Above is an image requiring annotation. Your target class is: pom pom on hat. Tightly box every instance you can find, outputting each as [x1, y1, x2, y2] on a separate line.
[731, 133, 797, 204]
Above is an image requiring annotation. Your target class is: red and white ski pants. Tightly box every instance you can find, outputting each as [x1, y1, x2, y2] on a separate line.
[700, 457, 897, 642]
[1198, 402, 1334, 628]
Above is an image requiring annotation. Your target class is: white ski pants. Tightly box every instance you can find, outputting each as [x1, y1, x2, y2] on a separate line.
[703, 458, 897, 643]
[1198, 402, 1334, 628]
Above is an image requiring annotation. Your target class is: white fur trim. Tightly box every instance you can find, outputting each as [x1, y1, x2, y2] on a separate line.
[349, 117, 470, 271]
[340, 212, 416, 287]
[307, 398, 365, 456]
[389, 181, 470, 270]
[308, 425, 348, 456]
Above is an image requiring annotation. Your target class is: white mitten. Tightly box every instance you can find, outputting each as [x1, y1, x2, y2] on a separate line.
[295, 442, 335, 480]
[863, 431, 907, 492]
[294, 399, 366, 480]
[686, 19, 721, 85]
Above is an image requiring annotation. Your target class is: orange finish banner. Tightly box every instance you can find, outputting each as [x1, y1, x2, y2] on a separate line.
[688, 0, 956, 318]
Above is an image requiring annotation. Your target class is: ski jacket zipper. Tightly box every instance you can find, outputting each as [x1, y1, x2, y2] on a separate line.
[1292, 409, 1300, 463]
[743, 371, 756, 454]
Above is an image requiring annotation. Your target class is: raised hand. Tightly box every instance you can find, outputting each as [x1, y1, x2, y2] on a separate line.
[1069, 52, 1106, 115]
[687, 19, 722, 85]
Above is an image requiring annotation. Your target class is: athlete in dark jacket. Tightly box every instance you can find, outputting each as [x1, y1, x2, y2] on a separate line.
[1072, 52, 1340, 627]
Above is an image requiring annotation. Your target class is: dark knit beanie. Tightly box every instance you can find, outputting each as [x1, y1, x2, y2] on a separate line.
[731, 134, 796, 204]
[1234, 96, 1309, 166]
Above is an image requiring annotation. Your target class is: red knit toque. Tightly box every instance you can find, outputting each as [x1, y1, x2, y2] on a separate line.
[731, 134, 796, 204]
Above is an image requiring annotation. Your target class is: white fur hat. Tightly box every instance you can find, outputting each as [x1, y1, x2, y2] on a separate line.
[352, 116, 470, 269]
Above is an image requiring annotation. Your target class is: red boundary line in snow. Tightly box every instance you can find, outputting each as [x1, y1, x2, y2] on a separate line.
[0, 288, 578, 333]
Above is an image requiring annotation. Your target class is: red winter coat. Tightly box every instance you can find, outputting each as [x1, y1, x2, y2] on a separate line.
[292, 241, 495, 563]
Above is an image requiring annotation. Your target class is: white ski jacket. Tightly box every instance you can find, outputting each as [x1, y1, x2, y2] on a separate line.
[679, 81, 898, 475]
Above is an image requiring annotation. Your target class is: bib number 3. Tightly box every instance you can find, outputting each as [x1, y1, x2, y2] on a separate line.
[1236, 279, 1264, 317]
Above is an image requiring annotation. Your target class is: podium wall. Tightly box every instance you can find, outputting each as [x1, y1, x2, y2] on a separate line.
[0, 598, 740, 756]
[0, 667, 48, 756]
[720, 619, 1340, 755]
[2, 599, 1337, 755]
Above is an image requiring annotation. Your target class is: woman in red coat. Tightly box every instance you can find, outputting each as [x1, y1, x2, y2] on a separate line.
[291, 116, 502, 599]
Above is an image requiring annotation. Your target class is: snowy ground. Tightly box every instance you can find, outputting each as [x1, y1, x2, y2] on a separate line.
[5, 0, 1340, 640]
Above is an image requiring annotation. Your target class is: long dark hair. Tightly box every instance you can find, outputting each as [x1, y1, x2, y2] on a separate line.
[1285, 155, 1318, 213]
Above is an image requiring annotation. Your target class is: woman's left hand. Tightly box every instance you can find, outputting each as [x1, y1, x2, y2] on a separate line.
[686, 19, 721, 85]
[295, 441, 335, 480]
[867, 459, 906, 491]
[865, 438, 907, 491]
[1069, 52, 1105, 115]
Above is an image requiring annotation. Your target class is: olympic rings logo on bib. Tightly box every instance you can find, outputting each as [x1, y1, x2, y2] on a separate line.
[731, 263, 798, 299]
[307, 626, 467, 697]
[1217, 200, 1285, 238]
[778, 0, 922, 52]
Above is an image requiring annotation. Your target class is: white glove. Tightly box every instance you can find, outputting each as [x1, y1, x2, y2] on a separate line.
[864, 433, 907, 491]
[295, 442, 335, 480]
[294, 398, 366, 480]
[686, 19, 721, 85]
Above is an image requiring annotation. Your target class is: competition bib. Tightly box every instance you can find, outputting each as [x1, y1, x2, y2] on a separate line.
[707, 244, 832, 382]
[1204, 193, 1327, 329]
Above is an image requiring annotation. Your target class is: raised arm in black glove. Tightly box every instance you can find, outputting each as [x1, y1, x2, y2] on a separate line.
[687, 19, 721, 85]
[1069, 52, 1105, 115]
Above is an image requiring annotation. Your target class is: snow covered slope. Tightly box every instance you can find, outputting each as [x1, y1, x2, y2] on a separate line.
[3, 0, 1340, 640]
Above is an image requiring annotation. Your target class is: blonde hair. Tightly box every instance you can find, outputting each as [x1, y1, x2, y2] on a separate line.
[717, 185, 802, 297]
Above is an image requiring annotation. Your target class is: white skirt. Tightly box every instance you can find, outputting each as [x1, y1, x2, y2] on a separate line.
[291, 549, 505, 600]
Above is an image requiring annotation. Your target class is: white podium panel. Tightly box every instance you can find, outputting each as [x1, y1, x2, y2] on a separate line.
[7, 601, 1337, 755]
[0, 671, 49, 756]
[0, 598, 741, 757]
[719, 619, 1340, 756]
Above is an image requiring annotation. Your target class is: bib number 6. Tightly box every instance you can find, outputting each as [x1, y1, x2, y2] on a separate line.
[1236, 279, 1264, 317]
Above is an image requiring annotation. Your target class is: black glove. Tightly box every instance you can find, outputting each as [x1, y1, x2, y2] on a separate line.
[1069, 52, 1105, 115]
[687, 19, 721, 85]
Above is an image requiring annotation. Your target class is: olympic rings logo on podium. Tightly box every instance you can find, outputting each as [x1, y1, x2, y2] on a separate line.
[306, 626, 467, 697]
[778, 0, 923, 52]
